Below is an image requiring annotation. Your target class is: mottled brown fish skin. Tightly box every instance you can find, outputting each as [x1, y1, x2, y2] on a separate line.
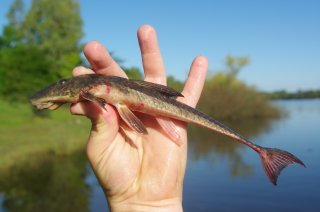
[30, 74, 256, 149]
[30, 74, 305, 185]
[103, 77, 260, 152]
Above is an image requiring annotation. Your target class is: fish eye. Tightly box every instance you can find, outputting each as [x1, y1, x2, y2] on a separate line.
[57, 79, 67, 85]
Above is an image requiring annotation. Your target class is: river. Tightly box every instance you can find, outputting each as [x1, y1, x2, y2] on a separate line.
[1, 100, 319, 211]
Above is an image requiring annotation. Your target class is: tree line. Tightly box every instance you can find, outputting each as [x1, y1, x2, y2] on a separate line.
[0, 0, 282, 120]
[266, 90, 320, 99]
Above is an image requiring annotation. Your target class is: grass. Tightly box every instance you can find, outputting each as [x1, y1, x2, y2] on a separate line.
[0, 100, 90, 171]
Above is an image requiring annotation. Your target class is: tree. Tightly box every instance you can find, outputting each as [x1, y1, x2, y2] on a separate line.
[0, 0, 24, 48]
[7, 0, 25, 28]
[167, 75, 183, 92]
[20, 0, 83, 78]
[124, 67, 143, 80]
[0, 46, 52, 101]
[225, 55, 250, 76]
[198, 55, 280, 120]
[0, 0, 27, 98]
[0, 0, 83, 102]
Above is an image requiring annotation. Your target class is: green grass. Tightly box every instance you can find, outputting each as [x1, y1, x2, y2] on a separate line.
[0, 100, 90, 171]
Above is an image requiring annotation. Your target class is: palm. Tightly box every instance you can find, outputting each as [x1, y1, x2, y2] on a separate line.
[86, 101, 188, 201]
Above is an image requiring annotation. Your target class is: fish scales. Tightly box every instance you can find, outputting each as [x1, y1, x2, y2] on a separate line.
[29, 74, 305, 185]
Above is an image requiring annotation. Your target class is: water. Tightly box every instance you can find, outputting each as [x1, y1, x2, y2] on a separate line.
[183, 100, 320, 212]
[0, 100, 319, 211]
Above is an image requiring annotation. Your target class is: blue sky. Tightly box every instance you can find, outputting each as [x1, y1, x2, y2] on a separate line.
[1, 0, 319, 91]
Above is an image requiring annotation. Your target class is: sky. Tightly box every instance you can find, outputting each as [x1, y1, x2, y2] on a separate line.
[0, 0, 319, 91]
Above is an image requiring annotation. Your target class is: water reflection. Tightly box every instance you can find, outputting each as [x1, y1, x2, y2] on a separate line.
[0, 119, 277, 211]
[188, 118, 276, 177]
[0, 151, 89, 212]
[1, 101, 318, 211]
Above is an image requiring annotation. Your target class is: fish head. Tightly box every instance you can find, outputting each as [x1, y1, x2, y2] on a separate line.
[29, 78, 81, 110]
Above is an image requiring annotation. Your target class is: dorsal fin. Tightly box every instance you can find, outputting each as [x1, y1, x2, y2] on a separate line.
[132, 80, 183, 97]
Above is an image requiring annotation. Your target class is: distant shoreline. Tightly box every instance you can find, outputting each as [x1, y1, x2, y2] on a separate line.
[264, 90, 320, 100]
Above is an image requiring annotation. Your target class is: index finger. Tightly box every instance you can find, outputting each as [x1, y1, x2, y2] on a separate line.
[84, 41, 127, 78]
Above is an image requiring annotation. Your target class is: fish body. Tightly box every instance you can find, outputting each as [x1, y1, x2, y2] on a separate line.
[30, 74, 305, 185]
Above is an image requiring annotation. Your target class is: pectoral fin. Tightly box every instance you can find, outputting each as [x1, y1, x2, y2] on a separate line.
[80, 91, 107, 111]
[156, 116, 182, 146]
[116, 103, 148, 134]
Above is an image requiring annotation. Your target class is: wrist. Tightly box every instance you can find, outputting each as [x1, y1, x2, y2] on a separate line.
[108, 197, 183, 212]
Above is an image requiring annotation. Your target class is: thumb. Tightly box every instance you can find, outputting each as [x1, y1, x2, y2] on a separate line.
[70, 102, 120, 162]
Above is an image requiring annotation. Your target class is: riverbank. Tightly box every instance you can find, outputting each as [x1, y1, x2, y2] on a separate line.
[0, 100, 90, 171]
[0, 90, 280, 172]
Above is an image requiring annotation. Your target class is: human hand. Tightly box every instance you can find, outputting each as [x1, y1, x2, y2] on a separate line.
[70, 25, 208, 211]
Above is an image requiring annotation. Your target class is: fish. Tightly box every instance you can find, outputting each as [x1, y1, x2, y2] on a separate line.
[29, 74, 305, 185]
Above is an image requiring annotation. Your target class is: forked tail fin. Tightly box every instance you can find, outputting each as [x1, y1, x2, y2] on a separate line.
[258, 147, 305, 185]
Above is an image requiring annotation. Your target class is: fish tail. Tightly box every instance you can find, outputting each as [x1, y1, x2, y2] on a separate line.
[257, 147, 305, 185]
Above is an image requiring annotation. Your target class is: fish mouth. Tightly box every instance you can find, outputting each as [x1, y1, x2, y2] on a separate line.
[30, 100, 62, 110]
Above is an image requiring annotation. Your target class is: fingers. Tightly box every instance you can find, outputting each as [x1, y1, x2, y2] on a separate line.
[72, 66, 94, 76]
[70, 66, 94, 116]
[138, 25, 166, 85]
[83, 41, 127, 78]
[70, 40, 127, 118]
[71, 102, 118, 124]
[179, 56, 208, 108]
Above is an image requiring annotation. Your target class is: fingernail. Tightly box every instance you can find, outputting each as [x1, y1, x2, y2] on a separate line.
[195, 56, 208, 67]
[138, 24, 155, 40]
